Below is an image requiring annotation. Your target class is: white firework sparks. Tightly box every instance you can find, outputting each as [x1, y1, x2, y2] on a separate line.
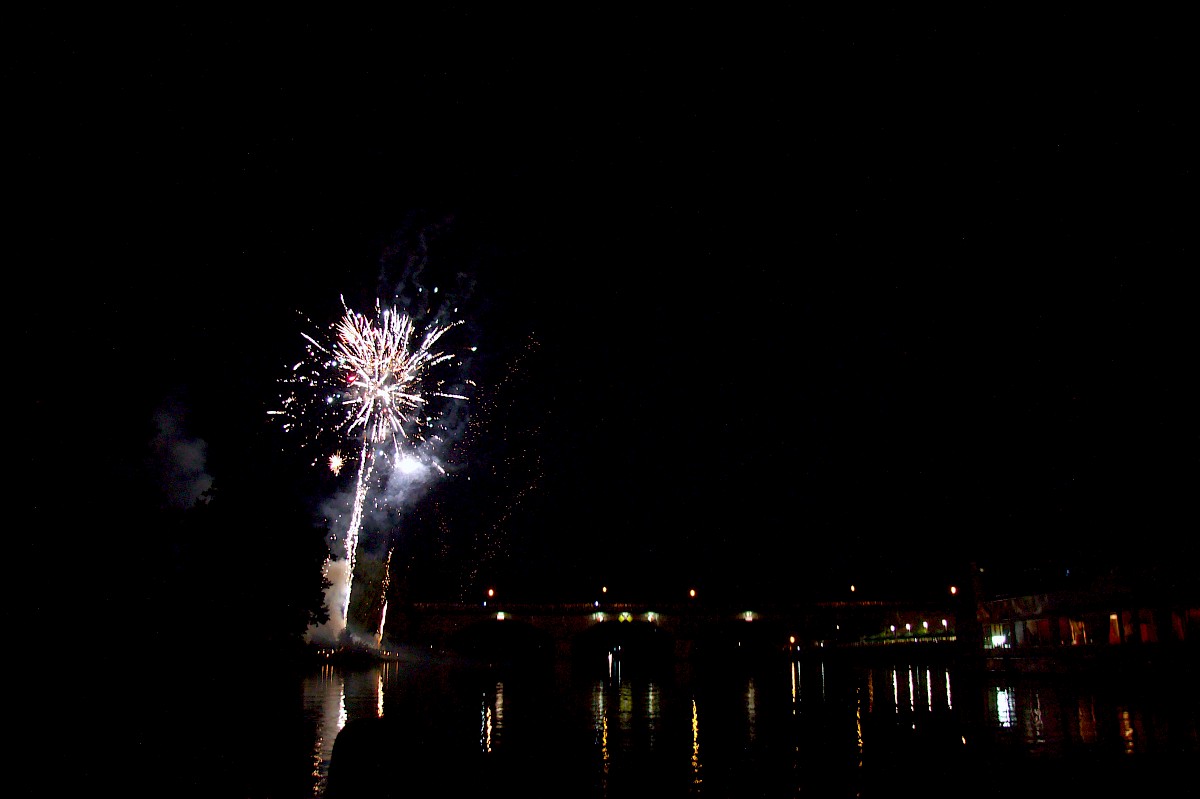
[274, 296, 467, 455]
[272, 295, 469, 640]
[326, 300, 466, 451]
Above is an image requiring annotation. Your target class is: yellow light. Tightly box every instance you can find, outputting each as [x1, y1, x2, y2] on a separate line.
[850, 584, 856, 592]
[487, 588, 495, 598]
[689, 588, 697, 598]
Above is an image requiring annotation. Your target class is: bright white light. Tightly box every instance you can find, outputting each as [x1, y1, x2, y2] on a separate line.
[996, 687, 1014, 727]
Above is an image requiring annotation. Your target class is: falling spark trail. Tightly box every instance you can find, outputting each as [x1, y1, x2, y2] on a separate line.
[342, 440, 373, 628]
[377, 547, 394, 648]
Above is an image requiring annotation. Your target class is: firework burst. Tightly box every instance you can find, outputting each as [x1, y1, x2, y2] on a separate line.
[271, 295, 470, 641]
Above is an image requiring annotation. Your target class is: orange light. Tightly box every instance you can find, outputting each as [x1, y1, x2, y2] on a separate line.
[689, 588, 697, 598]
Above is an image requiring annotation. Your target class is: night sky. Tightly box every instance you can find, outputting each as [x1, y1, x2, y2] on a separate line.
[14, 10, 1194, 630]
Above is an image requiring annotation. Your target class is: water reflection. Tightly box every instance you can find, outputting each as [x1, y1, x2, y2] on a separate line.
[745, 677, 757, 743]
[303, 653, 1198, 798]
[480, 679, 504, 752]
[589, 674, 664, 757]
[690, 697, 702, 790]
[302, 663, 386, 796]
[981, 671, 1199, 765]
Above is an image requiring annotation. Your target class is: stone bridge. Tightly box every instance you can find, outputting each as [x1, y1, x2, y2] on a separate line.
[384, 598, 959, 663]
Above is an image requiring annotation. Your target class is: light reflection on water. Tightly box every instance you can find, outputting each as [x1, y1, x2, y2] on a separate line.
[293, 654, 1198, 798]
[302, 663, 386, 796]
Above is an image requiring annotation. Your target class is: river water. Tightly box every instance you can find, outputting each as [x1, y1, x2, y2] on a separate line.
[35, 647, 1199, 798]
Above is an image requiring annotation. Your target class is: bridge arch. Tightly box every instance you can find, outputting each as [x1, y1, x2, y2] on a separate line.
[572, 619, 674, 665]
[445, 617, 555, 665]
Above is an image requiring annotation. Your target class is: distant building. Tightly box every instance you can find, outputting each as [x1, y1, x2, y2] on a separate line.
[974, 562, 1200, 673]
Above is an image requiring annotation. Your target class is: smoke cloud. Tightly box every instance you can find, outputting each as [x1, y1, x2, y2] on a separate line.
[150, 398, 214, 509]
